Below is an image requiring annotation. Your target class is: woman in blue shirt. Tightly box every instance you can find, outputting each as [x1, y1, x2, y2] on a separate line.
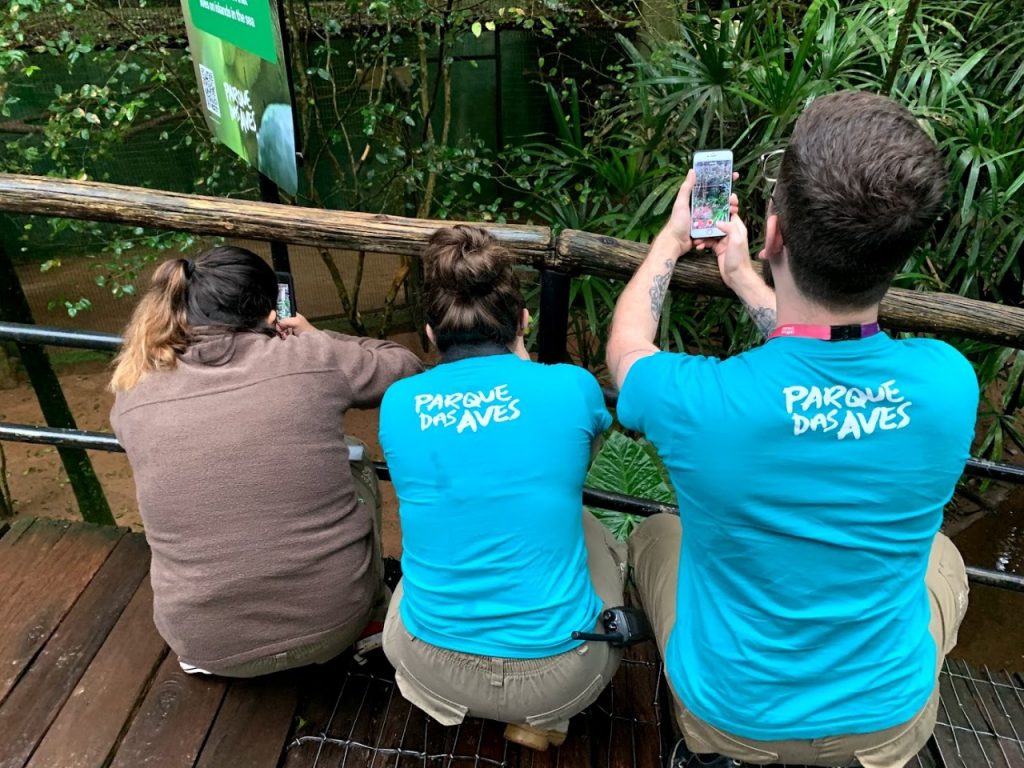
[380, 225, 624, 751]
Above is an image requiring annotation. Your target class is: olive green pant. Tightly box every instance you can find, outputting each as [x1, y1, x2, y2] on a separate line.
[181, 436, 386, 678]
[629, 513, 969, 768]
[383, 511, 627, 730]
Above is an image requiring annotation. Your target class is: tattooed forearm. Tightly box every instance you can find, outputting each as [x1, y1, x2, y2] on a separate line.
[649, 259, 674, 321]
[743, 300, 777, 338]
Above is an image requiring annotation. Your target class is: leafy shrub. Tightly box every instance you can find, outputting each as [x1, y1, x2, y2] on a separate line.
[586, 430, 676, 540]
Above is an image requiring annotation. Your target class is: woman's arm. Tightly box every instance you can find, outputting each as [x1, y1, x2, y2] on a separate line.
[279, 315, 424, 407]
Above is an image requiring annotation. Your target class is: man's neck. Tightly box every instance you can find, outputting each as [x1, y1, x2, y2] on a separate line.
[775, 292, 879, 329]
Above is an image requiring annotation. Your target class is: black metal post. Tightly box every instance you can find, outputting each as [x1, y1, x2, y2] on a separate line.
[537, 269, 571, 364]
[257, 173, 292, 274]
[0, 244, 114, 526]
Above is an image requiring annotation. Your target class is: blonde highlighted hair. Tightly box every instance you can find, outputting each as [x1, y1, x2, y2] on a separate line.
[109, 259, 190, 392]
[110, 245, 278, 392]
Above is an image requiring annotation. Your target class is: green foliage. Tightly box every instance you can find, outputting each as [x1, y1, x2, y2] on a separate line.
[1, 0, 232, 284]
[504, 0, 1024, 458]
[586, 430, 676, 540]
[3, 1, 1023, 455]
[0, 0, 622, 336]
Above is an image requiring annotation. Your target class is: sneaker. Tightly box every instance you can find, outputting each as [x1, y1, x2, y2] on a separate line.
[178, 658, 214, 676]
[503, 723, 568, 752]
[352, 620, 385, 666]
[667, 738, 743, 768]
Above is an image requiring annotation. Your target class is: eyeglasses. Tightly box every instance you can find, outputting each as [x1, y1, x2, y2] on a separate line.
[759, 149, 785, 185]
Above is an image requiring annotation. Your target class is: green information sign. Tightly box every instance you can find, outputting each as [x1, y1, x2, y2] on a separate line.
[186, 0, 277, 64]
[181, 0, 297, 194]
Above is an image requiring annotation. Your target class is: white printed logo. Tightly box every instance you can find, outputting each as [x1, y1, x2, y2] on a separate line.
[223, 83, 257, 133]
[415, 384, 521, 434]
[783, 379, 912, 440]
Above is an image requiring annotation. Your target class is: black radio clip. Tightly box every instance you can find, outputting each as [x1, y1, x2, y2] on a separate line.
[571, 606, 652, 648]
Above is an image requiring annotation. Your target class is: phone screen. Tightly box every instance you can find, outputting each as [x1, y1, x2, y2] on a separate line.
[275, 271, 296, 320]
[690, 150, 734, 239]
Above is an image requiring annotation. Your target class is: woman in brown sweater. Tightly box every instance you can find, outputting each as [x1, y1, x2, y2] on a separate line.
[110, 245, 422, 677]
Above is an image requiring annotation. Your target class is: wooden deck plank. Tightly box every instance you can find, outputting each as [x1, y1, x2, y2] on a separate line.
[195, 672, 300, 768]
[320, 654, 429, 768]
[323, 658, 401, 768]
[630, 643, 670, 768]
[994, 670, 1024, 743]
[0, 519, 65, 591]
[1, 520, 1022, 768]
[108, 653, 228, 768]
[25, 576, 167, 768]
[0, 517, 40, 551]
[549, 717, 591, 768]
[282, 660, 356, 768]
[365, 676, 422, 768]
[447, 717, 496, 768]
[0, 520, 124, 704]
[402, 676, 460, 768]
[0, 533, 150, 768]
[933, 660, 1024, 768]
[452, 720, 507, 768]
[609, 647, 664, 768]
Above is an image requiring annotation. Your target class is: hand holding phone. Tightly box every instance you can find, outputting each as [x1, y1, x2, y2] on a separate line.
[277, 314, 317, 336]
[275, 271, 297, 320]
[690, 149, 734, 239]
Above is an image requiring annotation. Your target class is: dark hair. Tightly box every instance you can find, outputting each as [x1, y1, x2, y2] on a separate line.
[773, 90, 947, 309]
[423, 226, 524, 351]
[185, 245, 278, 329]
[111, 245, 277, 390]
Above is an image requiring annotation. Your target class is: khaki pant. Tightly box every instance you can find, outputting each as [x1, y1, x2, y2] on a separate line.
[383, 511, 627, 730]
[191, 436, 386, 678]
[629, 513, 969, 768]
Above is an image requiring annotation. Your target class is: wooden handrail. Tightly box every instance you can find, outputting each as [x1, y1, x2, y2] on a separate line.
[557, 230, 1024, 347]
[0, 174, 552, 260]
[2, 173, 1024, 348]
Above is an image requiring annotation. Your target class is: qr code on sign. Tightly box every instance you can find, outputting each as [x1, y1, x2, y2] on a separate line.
[199, 64, 221, 118]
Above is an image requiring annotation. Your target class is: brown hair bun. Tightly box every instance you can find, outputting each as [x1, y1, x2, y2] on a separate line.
[423, 225, 524, 352]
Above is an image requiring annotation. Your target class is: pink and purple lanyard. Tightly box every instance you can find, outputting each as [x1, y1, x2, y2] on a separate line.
[767, 322, 881, 342]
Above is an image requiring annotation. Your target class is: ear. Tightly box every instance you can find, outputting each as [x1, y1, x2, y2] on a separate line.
[761, 213, 785, 261]
[267, 309, 278, 325]
[425, 324, 437, 347]
[518, 308, 531, 336]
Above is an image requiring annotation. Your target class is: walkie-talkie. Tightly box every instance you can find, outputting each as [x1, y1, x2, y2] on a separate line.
[572, 607, 652, 648]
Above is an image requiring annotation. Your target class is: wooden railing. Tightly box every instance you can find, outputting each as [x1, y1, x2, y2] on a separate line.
[3, 172, 1024, 545]
[2, 173, 1024, 348]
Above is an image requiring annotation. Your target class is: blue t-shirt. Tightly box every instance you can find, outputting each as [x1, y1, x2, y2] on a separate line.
[617, 334, 977, 740]
[380, 353, 611, 658]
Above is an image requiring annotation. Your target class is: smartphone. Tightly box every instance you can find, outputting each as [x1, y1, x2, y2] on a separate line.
[275, 271, 297, 320]
[690, 149, 734, 239]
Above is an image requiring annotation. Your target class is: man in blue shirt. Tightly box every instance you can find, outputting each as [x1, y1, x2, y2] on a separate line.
[607, 91, 976, 767]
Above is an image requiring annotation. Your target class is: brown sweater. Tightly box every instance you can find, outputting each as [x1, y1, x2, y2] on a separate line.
[111, 328, 422, 668]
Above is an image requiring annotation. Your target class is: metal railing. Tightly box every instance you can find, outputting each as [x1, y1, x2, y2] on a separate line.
[1, 319, 1022, 593]
[1, 173, 1023, 594]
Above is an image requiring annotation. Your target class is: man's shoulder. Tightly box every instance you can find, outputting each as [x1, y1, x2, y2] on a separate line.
[628, 349, 723, 375]
[888, 337, 976, 382]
